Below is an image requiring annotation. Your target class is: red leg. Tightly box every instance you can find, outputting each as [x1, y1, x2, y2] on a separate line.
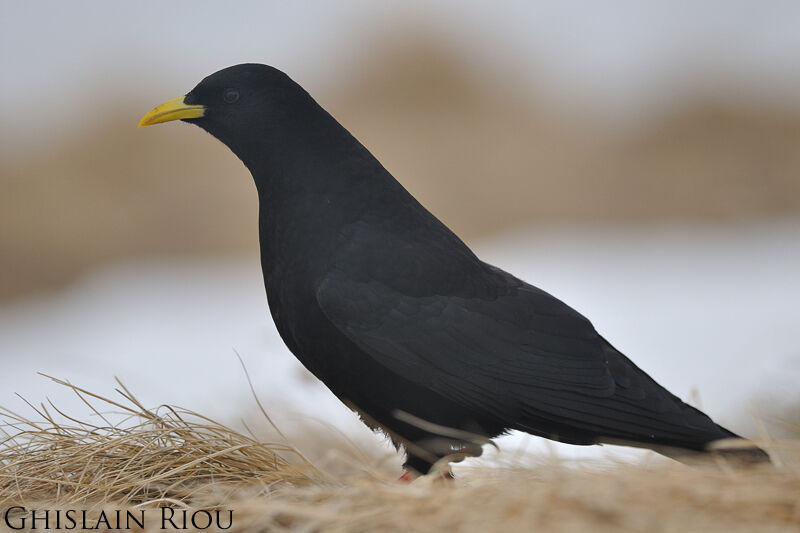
[397, 469, 419, 483]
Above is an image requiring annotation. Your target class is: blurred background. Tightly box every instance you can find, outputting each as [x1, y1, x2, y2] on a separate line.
[1, 1, 798, 465]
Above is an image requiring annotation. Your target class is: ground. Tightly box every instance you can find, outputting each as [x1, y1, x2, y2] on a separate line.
[1, 378, 797, 532]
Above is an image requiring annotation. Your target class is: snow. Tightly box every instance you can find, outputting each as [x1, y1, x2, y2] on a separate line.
[1, 220, 798, 466]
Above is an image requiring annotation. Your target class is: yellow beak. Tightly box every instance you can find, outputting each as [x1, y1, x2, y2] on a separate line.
[138, 96, 205, 127]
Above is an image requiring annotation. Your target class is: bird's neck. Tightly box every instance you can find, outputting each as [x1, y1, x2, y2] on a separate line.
[242, 105, 393, 206]
[245, 107, 412, 279]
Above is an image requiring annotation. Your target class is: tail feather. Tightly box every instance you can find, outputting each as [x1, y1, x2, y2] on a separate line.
[649, 437, 772, 468]
[599, 431, 771, 467]
[704, 435, 772, 465]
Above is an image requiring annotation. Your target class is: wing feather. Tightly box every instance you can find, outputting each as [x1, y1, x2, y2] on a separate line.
[316, 268, 617, 423]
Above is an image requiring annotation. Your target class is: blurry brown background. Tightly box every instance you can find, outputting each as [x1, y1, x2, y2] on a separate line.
[2, 3, 800, 303]
[1, 1, 799, 455]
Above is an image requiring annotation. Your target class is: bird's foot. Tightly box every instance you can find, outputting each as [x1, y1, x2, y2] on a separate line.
[397, 467, 454, 484]
[397, 470, 418, 483]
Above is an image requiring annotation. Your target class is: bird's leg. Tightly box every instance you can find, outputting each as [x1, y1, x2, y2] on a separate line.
[397, 470, 419, 483]
[397, 467, 454, 483]
[398, 439, 483, 483]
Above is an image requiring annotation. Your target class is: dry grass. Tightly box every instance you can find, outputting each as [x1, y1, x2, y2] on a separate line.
[0, 376, 318, 507]
[1, 377, 798, 532]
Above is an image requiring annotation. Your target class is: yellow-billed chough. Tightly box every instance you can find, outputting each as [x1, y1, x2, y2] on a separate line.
[140, 64, 769, 477]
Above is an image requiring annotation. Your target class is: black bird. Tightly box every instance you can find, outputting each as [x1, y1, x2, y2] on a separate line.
[139, 64, 768, 477]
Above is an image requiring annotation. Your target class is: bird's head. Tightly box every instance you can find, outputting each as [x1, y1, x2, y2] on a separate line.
[139, 63, 318, 169]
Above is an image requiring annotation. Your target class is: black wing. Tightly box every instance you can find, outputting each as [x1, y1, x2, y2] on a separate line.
[316, 248, 730, 446]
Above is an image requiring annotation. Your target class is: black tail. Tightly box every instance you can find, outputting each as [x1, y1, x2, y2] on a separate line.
[651, 427, 772, 467]
[703, 427, 771, 466]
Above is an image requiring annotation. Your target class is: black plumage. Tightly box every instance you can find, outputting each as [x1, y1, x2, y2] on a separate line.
[140, 64, 768, 474]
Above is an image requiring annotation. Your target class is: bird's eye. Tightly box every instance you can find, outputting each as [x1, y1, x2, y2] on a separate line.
[223, 89, 240, 104]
